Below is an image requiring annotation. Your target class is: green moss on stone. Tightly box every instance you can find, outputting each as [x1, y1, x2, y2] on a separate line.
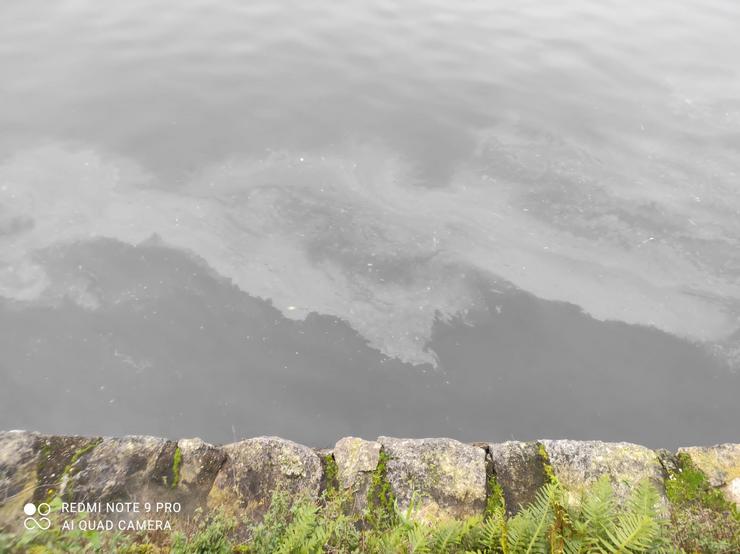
[171, 446, 183, 489]
[322, 453, 339, 497]
[665, 452, 740, 550]
[36, 442, 55, 502]
[63, 439, 102, 479]
[35, 438, 102, 503]
[62, 438, 103, 500]
[365, 450, 396, 529]
[36, 442, 53, 475]
[485, 473, 505, 519]
[666, 453, 736, 514]
[537, 442, 559, 486]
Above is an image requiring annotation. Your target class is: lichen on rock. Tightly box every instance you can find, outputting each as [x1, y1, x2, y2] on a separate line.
[539, 439, 665, 505]
[332, 437, 380, 512]
[207, 436, 321, 520]
[2, 429, 739, 542]
[377, 436, 487, 522]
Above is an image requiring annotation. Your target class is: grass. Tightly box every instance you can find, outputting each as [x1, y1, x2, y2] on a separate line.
[3, 474, 726, 553]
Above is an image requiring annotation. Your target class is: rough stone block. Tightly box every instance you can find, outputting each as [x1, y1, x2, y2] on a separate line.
[377, 436, 487, 522]
[207, 436, 322, 520]
[70, 435, 177, 504]
[332, 436, 381, 512]
[488, 441, 548, 514]
[540, 439, 664, 504]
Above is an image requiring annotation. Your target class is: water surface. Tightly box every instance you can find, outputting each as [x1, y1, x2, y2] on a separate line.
[0, 0, 738, 447]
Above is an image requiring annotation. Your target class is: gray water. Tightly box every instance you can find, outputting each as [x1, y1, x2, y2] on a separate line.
[0, 0, 738, 448]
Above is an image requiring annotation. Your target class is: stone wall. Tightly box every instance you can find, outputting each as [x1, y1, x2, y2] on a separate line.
[1, 430, 738, 533]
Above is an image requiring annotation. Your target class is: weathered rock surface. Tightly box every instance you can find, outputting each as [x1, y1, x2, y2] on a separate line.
[70, 436, 177, 505]
[488, 441, 548, 514]
[332, 437, 381, 512]
[49, 435, 224, 512]
[0, 431, 43, 529]
[175, 437, 227, 506]
[34, 434, 103, 504]
[540, 439, 665, 504]
[3, 431, 740, 534]
[207, 436, 322, 520]
[679, 443, 740, 507]
[1, 433, 227, 530]
[378, 436, 487, 521]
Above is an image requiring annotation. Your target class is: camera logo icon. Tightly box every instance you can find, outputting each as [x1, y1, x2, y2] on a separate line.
[23, 502, 52, 530]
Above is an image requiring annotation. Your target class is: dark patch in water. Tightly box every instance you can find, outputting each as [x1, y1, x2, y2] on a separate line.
[0, 240, 736, 449]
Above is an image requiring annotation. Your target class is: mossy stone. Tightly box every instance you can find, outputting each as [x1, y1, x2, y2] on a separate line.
[488, 441, 548, 515]
[677, 444, 740, 507]
[207, 436, 322, 522]
[377, 436, 487, 522]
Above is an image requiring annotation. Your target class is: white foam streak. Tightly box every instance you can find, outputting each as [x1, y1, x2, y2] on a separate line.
[1, 143, 738, 365]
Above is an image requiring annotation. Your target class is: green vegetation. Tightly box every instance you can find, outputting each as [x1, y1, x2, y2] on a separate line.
[364, 450, 397, 530]
[35, 442, 56, 503]
[0, 476, 700, 553]
[664, 453, 740, 553]
[170, 447, 183, 489]
[0, 497, 134, 554]
[35, 438, 103, 502]
[322, 454, 339, 498]
[63, 440, 103, 479]
[536, 443, 558, 487]
[484, 474, 505, 519]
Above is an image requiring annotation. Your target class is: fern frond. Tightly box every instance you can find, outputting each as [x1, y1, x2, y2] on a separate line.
[562, 536, 584, 554]
[479, 508, 505, 551]
[407, 525, 431, 553]
[275, 500, 320, 554]
[578, 475, 618, 547]
[507, 483, 557, 554]
[432, 520, 465, 553]
[626, 480, 661, 520]
[459, 515, 485, 551]
[375, 525, 408, 554]
[600, 513, 659, 553]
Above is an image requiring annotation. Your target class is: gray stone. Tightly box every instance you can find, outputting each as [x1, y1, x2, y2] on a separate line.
[540, 440, 664, 504]
[656, 448, 680, 476]
[70, 435, 177, 504]
[488, 441, 548, 514]
[6, 430, 740, 534]
[0, 431, 44, 529]
[678, 444, 740, 507]
[207, 436, 322, 520]
[332, 437, 381, 512]
[377, 436, 487, 522]
[34, 435, 103, 503]
[173, 438, 227, 509]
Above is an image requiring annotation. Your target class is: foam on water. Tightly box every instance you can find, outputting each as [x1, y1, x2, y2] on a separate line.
[1, 141, 738, 366]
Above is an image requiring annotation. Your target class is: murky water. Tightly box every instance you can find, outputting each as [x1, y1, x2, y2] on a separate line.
[1, 0, 738, 448]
